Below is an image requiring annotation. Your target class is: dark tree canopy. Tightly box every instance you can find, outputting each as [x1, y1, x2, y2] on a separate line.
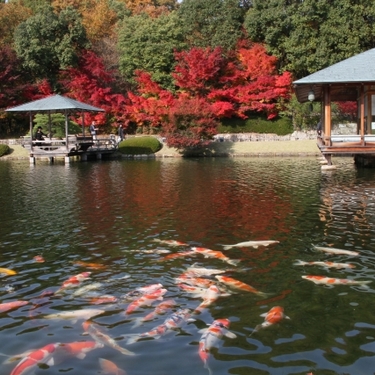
[177, 0, 246, 51]
[14, 5, 89, 86]
[244, 0, 375, 78]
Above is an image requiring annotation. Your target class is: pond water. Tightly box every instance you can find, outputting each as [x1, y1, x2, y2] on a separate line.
[0, 156, 375, 375]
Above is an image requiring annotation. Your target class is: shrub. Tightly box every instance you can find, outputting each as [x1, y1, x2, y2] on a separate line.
[218, 116, 293, 135]
[0, 144, 10, 157]
[117, 136, 162, 155]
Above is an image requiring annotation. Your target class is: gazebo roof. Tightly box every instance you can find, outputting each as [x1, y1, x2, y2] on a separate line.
[293, 48, 375, 103]
[5, 94, 104, 113]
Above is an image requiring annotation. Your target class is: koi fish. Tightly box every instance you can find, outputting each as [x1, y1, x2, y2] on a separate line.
[0, 267, 17, 276]
[127, 308, 194, 344]
[59, 340, 104, 359]
[44, 308, 104, 322]
[215, 275, 267, 296]
[156, 250, 196, 262]
[73, 260, 107, 270]
[252, 306, 290, 335]
[177, 283, 206, 297]
[302, 275, 372, 286]
[222, 240, 279, 250]
[152, 239, 190, 247]
[125, 288, 167, 314]
[56, 272, 91, 294]
[99, 358, 127, 375]
[175, 273, 215, 288]
[82, 321, 135, 356]
[294, 259, 355, 269]
[313, 246, 359, 256]
[122, 283, 163, 301]
[185, 265, 226, 277]
[10, 342, 59, 375]
[137, 299, 177, 324]
[33, 255, 45, 263]
[191, 247, 240, 266]
[0, 300, 28, 313]
[71, 282, 103, 297]
[198, 318, 236, 373]
[194, 285, 226, 314]
[90, 295, 118, 305]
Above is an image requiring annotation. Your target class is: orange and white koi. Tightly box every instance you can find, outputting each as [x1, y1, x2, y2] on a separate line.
[90, 295, 118, 305]
[125, 288, 167, 314]
[252, 306, 290, 334]
[33, 255, 45, 263]
[194, 285, 227, 314]
[222, 240, 279, 250]
[10, 342, 59, 375]
[175, 273, 215, 288]
[99, 358, 127, 375]
[123, 283, 163, 301]
[127, 308, 194, 344]
[82, 321, 135, 356]
[294, 259, 355, 269]
[0, 267, 17, 276]
[198, 318, 236, 371]
[156, 250, 196, 262]
[132, 299, 177, 328]
[73, 260, 107, 270]
[59, 340, 104, 359]
[177, 283, 206, 297]
[313, 246, 359, 256]
[302, 275, 372, 286]
[215, 275, 267, 296]
[0, 300, 28, 313]
[152, 239, 190, 247]
[191, 247, 240, 266]
[56, 272, 91, 294]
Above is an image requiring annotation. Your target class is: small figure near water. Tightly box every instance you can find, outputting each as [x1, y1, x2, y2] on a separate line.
[118, 122, 125, 143]
[89, 121, 98, 141]
[35, 126, 46, 141]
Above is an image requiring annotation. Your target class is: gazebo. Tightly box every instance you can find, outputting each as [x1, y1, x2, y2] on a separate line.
[5, 94, 112, 164]
[293, 48, 375, 166]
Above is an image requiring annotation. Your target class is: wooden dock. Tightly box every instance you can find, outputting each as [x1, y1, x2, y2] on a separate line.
[22, 134, 118, 164]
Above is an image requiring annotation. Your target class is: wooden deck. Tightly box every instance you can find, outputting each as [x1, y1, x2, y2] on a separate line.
[22, 134, 118, 163]
[318, 135, 375, 155]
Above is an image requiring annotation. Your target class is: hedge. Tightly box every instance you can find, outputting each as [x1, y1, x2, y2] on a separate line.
[0, 144, 10, 157]
[117, 136, 162, 155]
[218, 116, 293, 135]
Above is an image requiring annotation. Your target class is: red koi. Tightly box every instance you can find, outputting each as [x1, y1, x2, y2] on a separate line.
[125, 288, 167, 314]
[156, 250, 196, 262]
[59, 340, 104, 359]
[215, 275, 267, 296]
[0, 300, 28, 313]
[194, 285, 225, 314]
[123, 283, 163, 301]
[252, 306, 290, 334]
[99, 358, 127, 375]
[191, 247, 240, 266]
[90, 295, 118, 305]
[33, 255, 45, 263]
[56, 272, 91, 294]
[10, 343, 59, 375]
[73, 260, 107, 270]
[175, 273, 215, 288]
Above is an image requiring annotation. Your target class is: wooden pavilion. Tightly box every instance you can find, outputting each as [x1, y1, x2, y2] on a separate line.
[293, 48, 375, 167]
[6, 94, 117, 164]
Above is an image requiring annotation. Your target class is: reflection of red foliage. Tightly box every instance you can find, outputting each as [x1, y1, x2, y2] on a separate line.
[256, 289, 292, 306]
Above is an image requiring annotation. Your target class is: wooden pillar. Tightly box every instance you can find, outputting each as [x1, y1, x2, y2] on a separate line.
[324, 86, 331, 145]
[360, 85, 365, 140]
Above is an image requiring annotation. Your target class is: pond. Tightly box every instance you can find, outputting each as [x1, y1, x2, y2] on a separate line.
[0, 156, 375, 375]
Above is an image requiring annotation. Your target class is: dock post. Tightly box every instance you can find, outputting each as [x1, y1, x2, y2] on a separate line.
[65, 156, 70, 164]
[96, 153, 102, 160]
[29, 156, 35, 165]
[48, 157, 54, 164]
[81, 153, 87, 161]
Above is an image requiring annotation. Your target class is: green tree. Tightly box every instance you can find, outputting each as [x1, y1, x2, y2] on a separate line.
[117, 11, 186, 90]
[177, 0, 246, 51]
[14, 5, 89, 86]
[244, 0, 375, 78]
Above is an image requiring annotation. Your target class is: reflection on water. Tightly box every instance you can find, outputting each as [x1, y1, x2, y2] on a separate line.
[0, 157, 375, 374]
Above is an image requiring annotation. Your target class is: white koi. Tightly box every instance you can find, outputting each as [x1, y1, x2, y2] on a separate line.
[313, 246, 359, 256]
[222, 240, 279, 250]
[44, 308, 104, 323]
[302, 275, 371, 286]
[122, 283, 163, 301]
[294, 259, 355, 269]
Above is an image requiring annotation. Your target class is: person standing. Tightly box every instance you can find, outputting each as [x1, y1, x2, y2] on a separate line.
[89, 121, 98, 141]
[118, 123, 124, 143]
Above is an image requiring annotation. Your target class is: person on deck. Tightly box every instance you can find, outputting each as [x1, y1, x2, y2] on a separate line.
[118, 123, 125, 143]
[89, 121, 98, 141]
[35, 126, 46, 141]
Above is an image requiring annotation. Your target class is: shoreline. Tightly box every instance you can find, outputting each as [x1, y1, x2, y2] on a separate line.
[0, 139, 321, 160]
